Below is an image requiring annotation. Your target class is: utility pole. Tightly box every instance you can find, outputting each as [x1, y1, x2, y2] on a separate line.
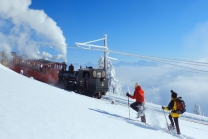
[104, 34, 108, 77]
[75, 34, 117, 78]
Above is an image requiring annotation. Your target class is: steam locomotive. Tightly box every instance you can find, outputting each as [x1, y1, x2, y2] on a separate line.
[1, 52, 108, 99]
[57, 63, 108, 99]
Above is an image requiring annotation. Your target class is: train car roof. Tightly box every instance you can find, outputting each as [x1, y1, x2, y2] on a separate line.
[11, 52, 63, 65]
[13, 56, 62, 65]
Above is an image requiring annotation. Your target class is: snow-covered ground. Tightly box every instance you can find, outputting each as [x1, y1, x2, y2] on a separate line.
[0, 63, 208, 139]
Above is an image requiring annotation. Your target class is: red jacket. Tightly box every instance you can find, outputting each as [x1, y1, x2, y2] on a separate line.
[130, 86, 145, 103]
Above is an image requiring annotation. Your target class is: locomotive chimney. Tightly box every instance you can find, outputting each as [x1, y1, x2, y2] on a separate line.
[61, 62, 67, 71]
[69, 64, 74, 72]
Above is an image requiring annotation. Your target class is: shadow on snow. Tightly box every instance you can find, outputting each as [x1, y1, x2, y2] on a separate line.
[89, 108, 156, 131]
[88, 108, 194, 138]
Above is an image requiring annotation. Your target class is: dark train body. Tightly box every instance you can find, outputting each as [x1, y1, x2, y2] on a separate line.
[0, 52, 108, 99]
[57, 63, 108, 99]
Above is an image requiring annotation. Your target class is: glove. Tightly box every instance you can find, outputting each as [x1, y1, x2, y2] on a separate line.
[126, 93, 130, 97]
[162, 106, 165, 110]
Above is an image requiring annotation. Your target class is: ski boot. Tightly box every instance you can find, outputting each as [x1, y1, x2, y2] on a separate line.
[168, 124, 175, 130]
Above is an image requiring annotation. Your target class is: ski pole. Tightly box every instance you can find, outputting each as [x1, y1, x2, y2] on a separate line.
[128, 96, 130, 119]
[163, 109, 171, 133]
[127, 87, 131, 119]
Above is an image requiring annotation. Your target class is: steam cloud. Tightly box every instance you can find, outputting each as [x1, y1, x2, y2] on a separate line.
[0, 0, 67, 61]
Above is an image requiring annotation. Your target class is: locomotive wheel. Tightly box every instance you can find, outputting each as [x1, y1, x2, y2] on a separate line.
[97, 92, 102, 99]
[92, 93, 102, 99]
[97, 95, 102, 99]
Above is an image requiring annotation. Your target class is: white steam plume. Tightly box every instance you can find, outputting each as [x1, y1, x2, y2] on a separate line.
[0, 0, 67, 61]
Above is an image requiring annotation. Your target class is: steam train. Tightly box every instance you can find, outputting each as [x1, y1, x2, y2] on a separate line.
[1, 52, 108, 99]
[57, 64, 108, 98]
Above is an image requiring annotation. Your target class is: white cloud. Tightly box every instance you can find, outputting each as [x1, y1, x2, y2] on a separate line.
[41, 51, 52, 60]
[115, 65, 208, 115]
[0, 0, 67, 61]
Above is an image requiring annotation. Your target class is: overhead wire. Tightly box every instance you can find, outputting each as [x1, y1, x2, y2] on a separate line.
[1, 35, 208, 75]
[67, 47, 208, 74]
[115, 60, 208, 75]
[108, 49, 208, 67]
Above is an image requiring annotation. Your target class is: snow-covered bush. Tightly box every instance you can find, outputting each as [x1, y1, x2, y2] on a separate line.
[193, 103, 204, 116]
[97, 56, 123, 96]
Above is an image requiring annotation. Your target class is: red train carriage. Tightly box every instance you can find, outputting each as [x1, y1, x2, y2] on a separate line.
[8, 54, 63, 84]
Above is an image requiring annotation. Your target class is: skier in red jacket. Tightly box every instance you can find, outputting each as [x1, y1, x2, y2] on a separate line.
[126, 83, 146, 123]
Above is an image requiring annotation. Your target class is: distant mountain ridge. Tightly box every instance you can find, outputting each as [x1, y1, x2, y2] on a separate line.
[69, 60, 158, 69]
[113, 60, 158, 67]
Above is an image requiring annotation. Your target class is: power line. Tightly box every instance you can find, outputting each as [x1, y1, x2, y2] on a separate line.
[108, 49, 208, 67]
[2, 35, 208, 74]
[68, 47, 208, 74]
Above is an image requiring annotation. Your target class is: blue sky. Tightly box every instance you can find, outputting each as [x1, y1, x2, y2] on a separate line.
[1, 0, 208, 115]
[28, 0, 208, 64]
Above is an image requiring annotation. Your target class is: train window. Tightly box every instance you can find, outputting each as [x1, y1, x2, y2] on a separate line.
[93, 71, 96, 77]
[97, 72, 101, 78]
[38, 64, 40, 70]
[54, 64, 58, 70]
[21, 60, 25, 66]
[42, 66, 46, 74]
[34, 64, 39, 71]
[83, 72, 90, 78]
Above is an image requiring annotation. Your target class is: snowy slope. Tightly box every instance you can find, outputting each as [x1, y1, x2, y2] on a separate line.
[0, 64, 208, 139]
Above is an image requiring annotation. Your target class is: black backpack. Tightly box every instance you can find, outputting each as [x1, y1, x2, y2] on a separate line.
[175, 97, 186, 114]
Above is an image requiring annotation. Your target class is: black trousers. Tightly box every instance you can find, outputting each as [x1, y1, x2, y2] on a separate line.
[130, 102, 146, 123]
[169, 114, 180, 134]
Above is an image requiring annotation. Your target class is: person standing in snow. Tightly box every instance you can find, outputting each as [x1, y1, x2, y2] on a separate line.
[162, 90, 181, 135]
[126, 82, 146, 123]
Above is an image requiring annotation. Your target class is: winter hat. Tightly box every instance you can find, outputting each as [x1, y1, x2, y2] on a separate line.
[170, 90, 177, 98]
[135, 82, 140, 88]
